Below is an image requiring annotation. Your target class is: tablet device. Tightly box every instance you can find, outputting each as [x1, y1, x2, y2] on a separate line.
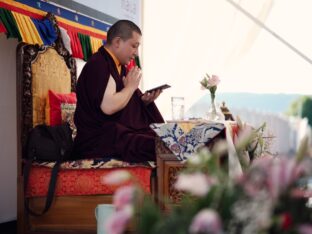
[145, 84, 171, 93]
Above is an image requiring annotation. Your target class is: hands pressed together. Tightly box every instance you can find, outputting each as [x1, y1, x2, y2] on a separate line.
[123, 66, 142, 91]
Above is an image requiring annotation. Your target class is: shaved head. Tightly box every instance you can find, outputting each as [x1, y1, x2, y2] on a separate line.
[106, 20, 141, 44]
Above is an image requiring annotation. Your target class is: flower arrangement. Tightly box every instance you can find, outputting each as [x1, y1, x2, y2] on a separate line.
[233, 116, 275, 169]
[200, 73, 220, 100]
[102, 134, 312, 234]
[200, 74, 223, 121]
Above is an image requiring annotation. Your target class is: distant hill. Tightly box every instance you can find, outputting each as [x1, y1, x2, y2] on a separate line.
[186, 92, 303, 117]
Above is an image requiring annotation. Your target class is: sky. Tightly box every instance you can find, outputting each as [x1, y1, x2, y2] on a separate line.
[142, 0, 312, 118]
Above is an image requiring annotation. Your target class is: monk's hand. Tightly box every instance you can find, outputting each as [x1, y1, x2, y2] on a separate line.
[141, 89, 162, 105]
[123, 66, 142, 91]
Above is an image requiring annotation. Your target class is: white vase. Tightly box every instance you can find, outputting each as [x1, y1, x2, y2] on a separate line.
[207, 95, 225, 121]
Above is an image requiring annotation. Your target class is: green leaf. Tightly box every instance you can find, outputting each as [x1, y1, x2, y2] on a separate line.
[137, 196, 162, 234]
[295, 136, 308, 162]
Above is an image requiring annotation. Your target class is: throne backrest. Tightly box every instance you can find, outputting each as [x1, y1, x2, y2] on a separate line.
[16, 13, 77, 152]
[31, 47, 72, 126]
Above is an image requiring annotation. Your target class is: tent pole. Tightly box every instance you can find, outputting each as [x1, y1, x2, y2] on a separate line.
[225, 0, 312, 65]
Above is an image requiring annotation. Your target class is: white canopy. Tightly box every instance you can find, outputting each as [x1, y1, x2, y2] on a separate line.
[142, 0, 312, 119]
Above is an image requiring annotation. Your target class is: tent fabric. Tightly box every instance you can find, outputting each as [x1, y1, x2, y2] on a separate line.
[12, 11, 43, 45]
[0, 8, 21, 40]
[32, 18, 57, 45]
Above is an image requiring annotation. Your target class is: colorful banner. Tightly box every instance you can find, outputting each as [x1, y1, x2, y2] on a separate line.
[0, 0, 111, 60]
[15, 0, 111, 33]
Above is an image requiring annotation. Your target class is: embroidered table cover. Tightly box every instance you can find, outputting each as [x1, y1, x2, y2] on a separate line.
[150, 121, 225, 161]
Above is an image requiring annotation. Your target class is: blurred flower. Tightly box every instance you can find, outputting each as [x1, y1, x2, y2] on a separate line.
[240, 156, 307, 200]
[297, 224, 312, 234]
[267, 157, 305, 199]
[101, 170, 132, 185]
[189, 209, 222, 234]
[175, 172, 217, 197]
[233, 122, 254, 147]
[105, 130, 312, 234]
[104, 205, 133, 234]
[113, 185, 135, 210]
[187, 154, 202, 166]
[279, 212, 293, 230]
[234, 116, 273, 164]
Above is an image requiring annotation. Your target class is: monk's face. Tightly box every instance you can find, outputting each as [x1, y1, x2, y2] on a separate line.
[118, 31, 141, 65]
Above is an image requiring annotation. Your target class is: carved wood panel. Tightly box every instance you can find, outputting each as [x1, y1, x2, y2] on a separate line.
[167, 166, 184, 203]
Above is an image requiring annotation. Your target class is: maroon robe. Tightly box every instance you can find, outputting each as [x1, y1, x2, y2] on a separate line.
[73, 47, 164, 162]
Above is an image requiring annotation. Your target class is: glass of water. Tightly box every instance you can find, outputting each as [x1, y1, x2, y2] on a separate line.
[171, 97, 185, 120]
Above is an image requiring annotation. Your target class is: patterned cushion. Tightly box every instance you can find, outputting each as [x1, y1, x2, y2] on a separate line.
[150, 122, 225, 161]
[45, 90, 76, 126]
[61, 103, 77, 139]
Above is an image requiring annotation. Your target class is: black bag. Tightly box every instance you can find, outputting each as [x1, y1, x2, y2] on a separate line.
[24, 123, 73, 216]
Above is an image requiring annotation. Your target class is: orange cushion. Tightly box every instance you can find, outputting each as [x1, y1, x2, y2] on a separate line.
[45, 90, 76, 126]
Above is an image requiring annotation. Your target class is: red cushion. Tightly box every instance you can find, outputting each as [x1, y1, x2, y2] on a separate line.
[46, 90, 76, 126]
[26, 166, 152, 197]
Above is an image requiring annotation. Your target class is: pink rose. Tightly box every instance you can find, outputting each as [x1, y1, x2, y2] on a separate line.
[207, 75, 220, 87]
[104, 205, 133, 234]
[175, 173, 216, 197]
[200, 74, 220, 91]
[189, 209, 222, 234]
[113, 185, 135, 210]
[101, 170, 132, 185]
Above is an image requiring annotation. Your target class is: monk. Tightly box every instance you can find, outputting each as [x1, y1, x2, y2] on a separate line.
[73, 20, 164, 162]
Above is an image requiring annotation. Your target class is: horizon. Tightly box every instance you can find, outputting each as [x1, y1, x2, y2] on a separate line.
[184, 92, 307, 119]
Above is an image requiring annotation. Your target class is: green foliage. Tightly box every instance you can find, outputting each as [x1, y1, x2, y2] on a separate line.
[301, 97, 312, 126]
[286, 95, 312, 123]
[286, 96, 307, 116]
[286, 95, 312, 127]
[136, 197, 162, 234]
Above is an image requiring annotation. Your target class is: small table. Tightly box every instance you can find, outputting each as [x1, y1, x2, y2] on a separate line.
[155, 120, 226, 211]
